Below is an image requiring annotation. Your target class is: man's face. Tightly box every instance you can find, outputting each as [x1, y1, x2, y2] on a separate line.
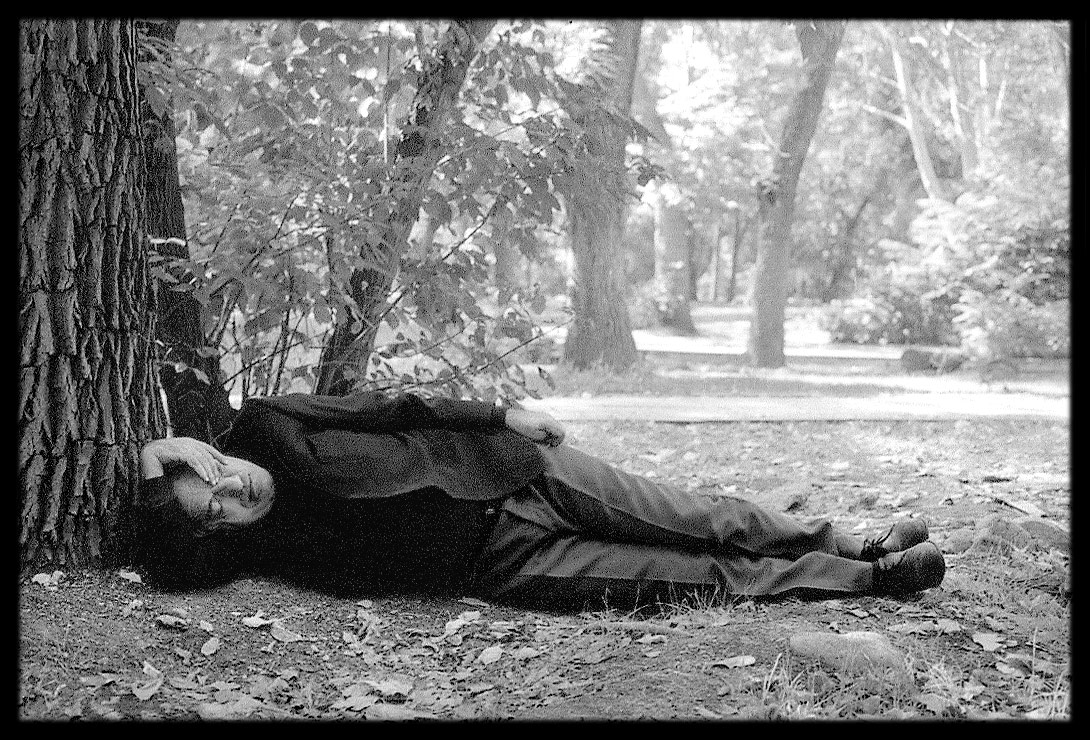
[173, 455, 277, 531]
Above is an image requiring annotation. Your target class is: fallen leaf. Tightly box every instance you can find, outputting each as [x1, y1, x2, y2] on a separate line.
[331, 693, 378, 712]
[477, 645, 503, 664]
[79, 673, 120, 690]
[513, 647, 541, 661]
[935, 618, 962, 634]
[199, 620, 215, 633]
[242, 613, 276, 629]
[458, 597, 491, 608]
[366, 703, 431, 720]
[201, 636, 221, 656]
[132, 678, 163, 701]
[919, 693, 954, 714]
[120, 599, 144, 617]
[196, 696, 264, 720]
[365, 678, 413, 699]
[117, 569, 143, 584]
[972, 632, 1005, 652]
[635, 634, 667, 644]
[168, 676, 201, 690]
[712, 655, 757, 669]
[694, 706, 722, 719]
[270, 623, 303, 643]
[155, 614, 189, 630]
[889, 620, 938, 635]
[995, 661, 1027, 677]
[30, 572, 57, 589]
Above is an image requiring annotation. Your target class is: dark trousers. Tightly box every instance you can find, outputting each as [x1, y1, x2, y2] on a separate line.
[473, 444, 874, 610]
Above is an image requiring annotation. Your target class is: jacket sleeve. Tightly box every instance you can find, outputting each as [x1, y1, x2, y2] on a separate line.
[238, 391, 508, 433]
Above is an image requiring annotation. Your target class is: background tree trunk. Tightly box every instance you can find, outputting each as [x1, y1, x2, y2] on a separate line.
[315, 20, 495, 396]
[649, 180, 697, 333]
[19, 19, 164, 570]
[138, 19, 235, 443]
[562, 20, 641, 371]
[631, 35, 699, 331]
[490, 203, 521, 291]
[882, 24, 947, 201]
[747, 20, 845, 367]
[726, 209, 747, 304]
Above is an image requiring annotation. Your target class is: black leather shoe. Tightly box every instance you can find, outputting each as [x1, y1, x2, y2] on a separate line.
[860, 519, 929, 561]
[872, 542, 945, 595]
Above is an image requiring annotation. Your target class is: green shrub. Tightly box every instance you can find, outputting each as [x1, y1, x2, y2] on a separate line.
[954, 291, 1069, 360]
[821, 283, 959, 346]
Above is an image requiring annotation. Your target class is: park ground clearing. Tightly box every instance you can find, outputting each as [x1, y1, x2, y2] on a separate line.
[19, 309, 1070, 721]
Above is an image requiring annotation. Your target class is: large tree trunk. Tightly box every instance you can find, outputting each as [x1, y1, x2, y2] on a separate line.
[138, 19, 235, 443]
[562, 20, 641, 371]
[315, 20, 495, 396]
[748, 20, 845, 368]
[649, 180, 697, 334]
[19, 19, 164, 570]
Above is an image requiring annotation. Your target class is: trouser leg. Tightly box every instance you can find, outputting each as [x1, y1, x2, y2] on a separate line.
[504, 444, 855, 560]
[473, 511, 875, 611]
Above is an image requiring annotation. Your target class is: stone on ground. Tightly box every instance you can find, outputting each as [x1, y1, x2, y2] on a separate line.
[789, 630, 907, 676]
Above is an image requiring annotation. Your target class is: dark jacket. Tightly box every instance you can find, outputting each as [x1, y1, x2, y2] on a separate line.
[217, 392, 549, 594]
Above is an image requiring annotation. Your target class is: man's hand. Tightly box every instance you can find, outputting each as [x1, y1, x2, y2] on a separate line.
[140, 437, 228, 484]
[505, 409, 566, 447]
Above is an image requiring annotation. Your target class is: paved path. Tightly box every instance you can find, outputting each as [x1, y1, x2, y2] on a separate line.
[522, 392, 1069, 423]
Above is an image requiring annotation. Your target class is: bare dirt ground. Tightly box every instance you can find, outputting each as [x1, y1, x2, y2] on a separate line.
[20, 416, 1070, 721]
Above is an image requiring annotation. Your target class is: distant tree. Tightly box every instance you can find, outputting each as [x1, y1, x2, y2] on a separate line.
[747, 20, 845, 367]
[19, 19, 164, 570]
[630, 27, 698, 333]
[560, 20, 641, 371]
[647, 179, 697, 333]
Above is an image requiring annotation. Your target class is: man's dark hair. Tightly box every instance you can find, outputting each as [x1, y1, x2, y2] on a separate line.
[134, 468, 252, 591]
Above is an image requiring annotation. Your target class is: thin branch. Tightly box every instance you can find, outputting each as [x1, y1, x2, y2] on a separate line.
[855, 101, 907, 129]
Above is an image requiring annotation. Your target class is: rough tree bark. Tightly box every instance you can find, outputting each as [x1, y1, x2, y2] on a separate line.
[315, 20, 495, 396]
[19, 19, 164, 570]
[138, 19, 235, 443]
[562, 20, 641, 371]
[747, 20, 845, 368]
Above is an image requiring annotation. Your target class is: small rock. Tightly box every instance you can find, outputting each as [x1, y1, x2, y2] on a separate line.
[969, 514, 1037, 554]
[941, 527, 976, 554]
[1013, 517, 1069, 554]
[900, 348, 965, 374]
[789, 631, 907, 676]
